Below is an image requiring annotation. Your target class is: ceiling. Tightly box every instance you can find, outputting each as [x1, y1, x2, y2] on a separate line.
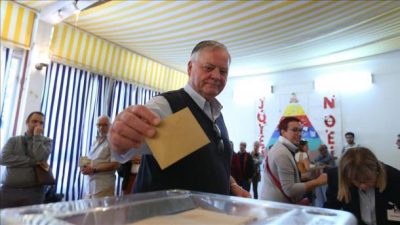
[17, 0, 400, 77]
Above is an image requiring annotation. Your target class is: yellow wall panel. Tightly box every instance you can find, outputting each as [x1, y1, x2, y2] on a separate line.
[49, 23, 187, 91]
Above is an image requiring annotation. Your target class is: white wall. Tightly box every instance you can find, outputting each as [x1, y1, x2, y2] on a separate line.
[16, 21, 52, 134]
[219, 50, 400, 169]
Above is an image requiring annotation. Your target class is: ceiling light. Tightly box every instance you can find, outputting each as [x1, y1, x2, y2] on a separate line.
[39, 1, 98, 24]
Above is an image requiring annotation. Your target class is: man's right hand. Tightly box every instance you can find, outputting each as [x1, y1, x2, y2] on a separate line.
[33, 125, 44, 136]
[108, 105, 161, 154]
[315, 173, 327, 186]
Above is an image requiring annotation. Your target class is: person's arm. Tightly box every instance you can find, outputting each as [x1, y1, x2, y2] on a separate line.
[276, 154, 306, 199]
[31, 135, 52, 162]
[83, 142, 122, 175]
[304, 173, 327, 192]
[0, 137, 36, 167]
[230, 176, 251, 198]
[81, 162, 120, 174]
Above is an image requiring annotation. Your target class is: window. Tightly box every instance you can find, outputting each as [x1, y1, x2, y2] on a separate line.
[0, 47, 25, 145]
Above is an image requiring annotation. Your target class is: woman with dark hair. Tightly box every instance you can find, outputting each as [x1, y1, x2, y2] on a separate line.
[325, 147, 400, 225]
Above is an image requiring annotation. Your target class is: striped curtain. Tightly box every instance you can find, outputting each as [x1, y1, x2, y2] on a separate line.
[41, 62, 112, 200]
[41, 62, 160, 200]
[108, 80, 160, 119]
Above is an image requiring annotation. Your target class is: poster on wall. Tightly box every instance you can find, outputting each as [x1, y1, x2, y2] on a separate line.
[261, 92, 342, 156]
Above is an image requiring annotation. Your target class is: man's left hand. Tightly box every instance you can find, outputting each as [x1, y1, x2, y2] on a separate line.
[231, 184, 252, 198]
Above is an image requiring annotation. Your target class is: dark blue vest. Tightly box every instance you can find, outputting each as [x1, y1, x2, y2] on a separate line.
[133, 89, 232, 195]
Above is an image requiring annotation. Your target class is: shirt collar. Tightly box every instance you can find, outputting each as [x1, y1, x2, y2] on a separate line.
[183, 84, 223, 121]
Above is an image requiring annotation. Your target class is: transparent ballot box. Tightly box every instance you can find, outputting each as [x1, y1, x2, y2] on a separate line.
[1, 190, 356, 225]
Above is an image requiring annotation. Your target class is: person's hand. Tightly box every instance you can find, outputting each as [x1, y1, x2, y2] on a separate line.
[37, 161, 49, 170]
[231, 183, 252, 198]
[33, 125, 44, 136]
[315, 173, 327, 186]
[81, 165, 94, 175]
[108, 105, 161, 154]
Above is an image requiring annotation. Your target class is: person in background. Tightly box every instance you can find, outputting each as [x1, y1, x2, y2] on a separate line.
[295, 140, 321, 181]
[325, 147, 400, 225]
[251, 141, 263, 199]
[228, 141, 251, 198]
[231, 142, 255, 192]
[81, 115, 120, 198]
[260, 117, 327, 204]
[341, 132, 360, 154]
[295, 140, 311, 175]
[108, 40, 247, 197]
[118, 155, 141, 195]
[396, 134, 400, 149]
[315, 144, 335, 168]
[0, 111, 52, 208]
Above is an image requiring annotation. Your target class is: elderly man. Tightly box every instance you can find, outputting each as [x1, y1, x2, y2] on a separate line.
[108, 40, 248, 197]
[0, 111, 52, 208]
[260, 117, 327, 204]
[81, 115, 119, 198]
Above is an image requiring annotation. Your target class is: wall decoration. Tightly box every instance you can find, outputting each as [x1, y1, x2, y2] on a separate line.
[264, 92, 342, 156]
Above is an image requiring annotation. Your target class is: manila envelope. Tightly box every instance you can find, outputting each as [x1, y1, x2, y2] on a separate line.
[145, 107, 210, 170]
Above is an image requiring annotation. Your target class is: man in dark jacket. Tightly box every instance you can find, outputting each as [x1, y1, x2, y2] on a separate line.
[231, 142, 254, 192]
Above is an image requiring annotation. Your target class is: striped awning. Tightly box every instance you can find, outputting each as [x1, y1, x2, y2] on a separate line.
[50, 23, 188, 91]
[14, 0, 400, 77]
[0, 1, 36, 49]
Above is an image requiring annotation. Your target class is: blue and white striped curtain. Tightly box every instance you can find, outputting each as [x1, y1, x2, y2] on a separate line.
[41, 62, 113, 200]
[41, 62, 160, 200]
[108, 80, 160, 119]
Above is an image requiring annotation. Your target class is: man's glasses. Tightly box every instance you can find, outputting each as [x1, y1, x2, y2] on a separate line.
[213, 123, 224, 153]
